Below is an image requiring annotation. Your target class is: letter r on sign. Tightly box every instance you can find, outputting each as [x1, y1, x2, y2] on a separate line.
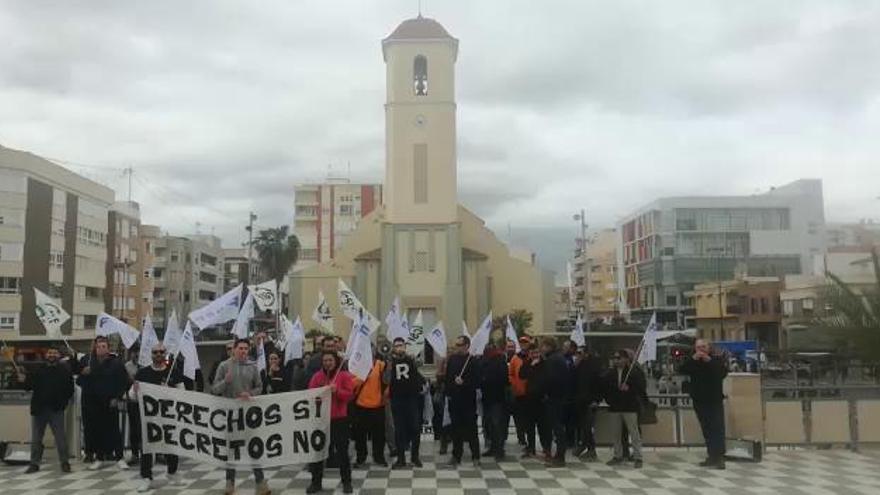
[395, 363, 409, 380]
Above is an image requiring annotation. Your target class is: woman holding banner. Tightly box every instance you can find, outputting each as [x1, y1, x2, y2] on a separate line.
[307, 351, 355, 494]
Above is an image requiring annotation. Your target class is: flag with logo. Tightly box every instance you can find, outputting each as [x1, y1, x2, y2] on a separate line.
[283, 315, 305, 364]
[337, 279, 380, 334]
[138, 316, 160, 367]
[231, 292, 255, 339]
[347, 318, 374, 381]
[385, 296, 409, 342]
[570, 314, 586, 348]
[311, 289, 334, 333]
[469, 311, 493, 356]
[188, 284, 243, 330]
[179, 321, 200, 380]
[34, 288, 69, 338]
[163, 309, 182, 355]
[248, 279, 278, 312]
[505, 315, 521, 353]
[96, 312, 140, 349]
[425, 321, 447, 359]
[637, 312, 658, 364]
[406, 310, 425, 357]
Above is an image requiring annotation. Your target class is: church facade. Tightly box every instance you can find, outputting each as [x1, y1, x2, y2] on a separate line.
[289, 16, 554, 344]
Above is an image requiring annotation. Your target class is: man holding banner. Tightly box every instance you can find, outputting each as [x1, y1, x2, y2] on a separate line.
[211, 338, 270, 495]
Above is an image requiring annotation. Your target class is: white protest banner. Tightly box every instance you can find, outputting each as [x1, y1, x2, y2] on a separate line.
[425, 321, 447, 359]
[96, 312, 140, 349]
[189, 284, 243, 330]
[347, 319, 373, 381]
[138, 382, 331, 469]
[138, 317, 160, 367]
[505, 315, 521, 353]
[34, 288, 69, 338]
[469, 311, 493, 356]
[406, 309, 425, 357]
[385, 297, 409, 342]
[337, 279, 380, 333]
[249, 280, 278, 312]
[231, 292, 255, 340]
[163, 310, 183, 355]
[179, 321, 200, 380]
[311, 290, 334, 333]
[637, 312, 658, 364]
[570, 314, 586, 348]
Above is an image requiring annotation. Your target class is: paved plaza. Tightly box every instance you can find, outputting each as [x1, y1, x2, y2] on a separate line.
[2, 441, 880, 494]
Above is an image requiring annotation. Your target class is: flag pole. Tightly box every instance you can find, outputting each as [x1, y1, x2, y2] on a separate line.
[456, 354, 472, 380]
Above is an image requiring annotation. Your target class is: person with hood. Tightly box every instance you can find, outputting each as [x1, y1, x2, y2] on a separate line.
[679, 339, 729, 469]
[383, 337, 424, 468]
[480, 342, 510, 461]
[603, 349, 646, 469]
[307, 351, 355, 494]
[211, 338, 270, 495]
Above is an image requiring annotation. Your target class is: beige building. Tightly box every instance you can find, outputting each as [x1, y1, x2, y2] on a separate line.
[222, 248, 263, 292]
[290, 16, 555, 346]
[106, 201, 151, 326]
[0, 144, 113, 345]
[294, 178, 383, 270]
[571, 228, 620, 322]
[692, 276, 782, 347]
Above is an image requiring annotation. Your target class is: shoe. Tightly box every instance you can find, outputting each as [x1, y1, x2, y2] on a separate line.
[116, 459, 129, 470]
[127, 455, 140, 465]
[342, 483, 353, 494]
[606, 458, 623, 466]
[494, 454, 506, 463]
[633, 459, 643, 469]
[472, 459, 481, 468]
[353, 460, 365, 469]
[520, 451, 534, 459]
[445, 459, 460, 469]
[61, 462, 71, 473]
[167, 473, 187, 487]
[375, 458, 388, 467]
[573, 445, 587, 457]
[481, 449, 493, 457]
[255, 480, 271, 495]
[305, 482, 322, 494]
[412, 458, 423, 468]
[224, 481, 236, 495]
[714, 461, 726, 470]
[545, 458, 565, 468]
[392, 459, 407, 469]
[583, 450, 598, 462]
[137, 479, 155, 492]
[438, 445, 448, 455]
[88, 460, 103, 470]
[83, 454, 94, 463]
[698, 458, 713, 467]
[25, 464, 39, 474]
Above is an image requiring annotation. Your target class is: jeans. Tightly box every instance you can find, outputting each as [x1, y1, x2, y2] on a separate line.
[30, 410, 68, 465]
[310, 418, 352, 486]
[83, 398, 122, 460]
[391, 396, 420, 458]
[522, 398, 551, 454]
[545, 398, 567, 460]
[127, 401, 141, 458]
[352, 405, 386, 463]
[512, 396, 528, 445]
[576, 403, 597, 452]
[693, 400, 726, 460]
[484, 402, 508, 456]
[450, 411, 480, 462]
[141, 453, 178, 480]
[226, 468, 264, 484]
[609, 412, 642, 460]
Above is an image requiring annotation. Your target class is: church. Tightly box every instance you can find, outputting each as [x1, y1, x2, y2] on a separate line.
[289, 16, 554, 347]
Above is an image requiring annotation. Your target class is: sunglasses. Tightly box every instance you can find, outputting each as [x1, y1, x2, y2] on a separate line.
[152, 350, 166, 355]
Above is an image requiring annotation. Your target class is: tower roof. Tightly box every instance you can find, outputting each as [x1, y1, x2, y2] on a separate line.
[385, 15, 454, 41]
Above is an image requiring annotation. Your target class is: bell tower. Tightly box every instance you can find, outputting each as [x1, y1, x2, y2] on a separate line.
[382, 16, 459, 224]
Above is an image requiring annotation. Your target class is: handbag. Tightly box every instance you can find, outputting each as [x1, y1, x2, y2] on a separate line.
[637, 396, 658, 425]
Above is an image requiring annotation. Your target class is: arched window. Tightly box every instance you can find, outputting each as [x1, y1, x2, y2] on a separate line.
[413, 55, 428, 96]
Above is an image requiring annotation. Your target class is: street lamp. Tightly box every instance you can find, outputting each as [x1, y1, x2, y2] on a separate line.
[573, 209, 590, 329]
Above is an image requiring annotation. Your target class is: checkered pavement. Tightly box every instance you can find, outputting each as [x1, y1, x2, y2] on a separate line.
[3, 440, 880, 494]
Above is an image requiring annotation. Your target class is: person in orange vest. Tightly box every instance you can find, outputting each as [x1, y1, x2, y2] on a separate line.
[351, 354, 389, 468]
[508, 335, 532, 451]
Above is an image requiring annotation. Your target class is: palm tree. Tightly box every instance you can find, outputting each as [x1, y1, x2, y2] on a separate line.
[251, 226, 301, 285]
[818, 248, 880, 359]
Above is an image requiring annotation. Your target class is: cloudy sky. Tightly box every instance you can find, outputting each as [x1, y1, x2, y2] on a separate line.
[1, 0, 878, 276]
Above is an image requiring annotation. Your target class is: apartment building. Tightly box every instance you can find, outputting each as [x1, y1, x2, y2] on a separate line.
[0, 144, 113, 344]
[293, 178, 382, 269]
[618, 179, 825, 326]
[105, 201, 150, 326]
[570, 228, 620, 322]
[692, 276, 783, 347]
[222, 248, 263, 292]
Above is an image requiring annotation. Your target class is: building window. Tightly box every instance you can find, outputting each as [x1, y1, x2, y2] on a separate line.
[413, 55, 428, 96]
[0, 277, 20, 295]
[760, 298, 769, 314]
[413, 143, 428, 204]
[83, 315, 97, 328]
[339, 204, 353, 216]
[666, 295, 677, 306]
[0, 314, 16, 330]
[414, 251, 429, 272]
[783, 299, 794, 316]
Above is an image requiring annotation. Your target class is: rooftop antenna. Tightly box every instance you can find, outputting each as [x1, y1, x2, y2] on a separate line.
[347, 161, 351, 179]
[418, 0, 423, 17]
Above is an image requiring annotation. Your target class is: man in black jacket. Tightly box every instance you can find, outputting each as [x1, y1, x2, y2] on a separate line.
[539, 338, 569, 467]
[77, 336, 130, 470]
[573, 347, 603, 460]
[679, 339, 728, 469]
[383, 337, 424, 468]
[480, 343, 510, 461]
[603, 349, 645, 468]
[444, 335, 481, 467]
[518, 347, 551, 459]
[17, 345, 74, 474]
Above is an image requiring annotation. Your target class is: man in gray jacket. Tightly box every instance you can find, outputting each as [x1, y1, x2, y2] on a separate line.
[212, 338, 270, 495]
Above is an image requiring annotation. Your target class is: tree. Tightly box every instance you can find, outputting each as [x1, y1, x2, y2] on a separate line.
[251, 226, 300, 284]
[492, 309, 534, 338]
[817, 248, 880, 359]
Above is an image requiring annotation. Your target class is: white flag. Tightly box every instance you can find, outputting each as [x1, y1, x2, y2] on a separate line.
[337, 279, 380, 333]
[96, 312, 140, 349]
[311, 289, 334, 333]
[406, 310, 425, 357]
[188, 284, 243, 330]
[138, 317, 160, 367]
[248, 279, 278, 312]
[637, 312, 658, 364]
[505, 315, 521, 353]
[179, 321, 200, 380]
[461, 320, 470, 338]
[385, 297, 409, 342]
[425, 321, 447, 359]
[469, 311, 493, 356]
[256, 337, 266, 373]
[162, 310, 182, 355]
[283, 315, 305, 364]
[570, 314, 586, 348]
[347, 319, 374, 381]
[231, 292, 255, 339]
[34, 288, 69, 338]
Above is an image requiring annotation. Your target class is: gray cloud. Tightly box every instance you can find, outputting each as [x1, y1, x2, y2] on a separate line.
[1, 0, 879, 280]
